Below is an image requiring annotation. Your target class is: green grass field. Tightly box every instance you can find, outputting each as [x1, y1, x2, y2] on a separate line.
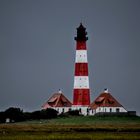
[0, 116, 140, 140]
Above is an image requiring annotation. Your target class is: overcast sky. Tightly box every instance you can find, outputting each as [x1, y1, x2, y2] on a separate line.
[0, 0, 140, 114]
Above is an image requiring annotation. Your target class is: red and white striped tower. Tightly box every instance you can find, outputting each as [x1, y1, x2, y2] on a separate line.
[73, 23, 90, 106]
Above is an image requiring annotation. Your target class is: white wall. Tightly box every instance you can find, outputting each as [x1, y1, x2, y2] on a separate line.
[72, 106, 89, 116]
[51, 107, 71, 114]
[95, 107, 127, 113]
[52, 106, 90, 116]
[47, 106, 127, 116]
[51, 106, 90, 116]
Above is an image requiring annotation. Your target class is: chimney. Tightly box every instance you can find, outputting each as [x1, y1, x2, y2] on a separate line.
[104, 88, 109, 93]
[58, 89, 62, 93]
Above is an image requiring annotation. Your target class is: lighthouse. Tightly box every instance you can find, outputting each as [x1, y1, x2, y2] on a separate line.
[72, 23, 90, 115]
[42, 23, 129, 116]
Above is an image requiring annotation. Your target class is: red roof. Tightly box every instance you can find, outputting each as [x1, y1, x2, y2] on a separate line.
[90, 92, 123, 109]
[42, 93, 72, 109]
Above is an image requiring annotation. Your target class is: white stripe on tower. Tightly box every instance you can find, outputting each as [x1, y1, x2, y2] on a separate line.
[75, 50, 87, 63]
[74, 48, 89, 88]
[74, 76, 89, 89]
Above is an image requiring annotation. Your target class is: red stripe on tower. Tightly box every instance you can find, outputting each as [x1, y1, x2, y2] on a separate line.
[76, 42, 87, 50]
[75, 63, 88, 76]
[73, 23, 90, 106]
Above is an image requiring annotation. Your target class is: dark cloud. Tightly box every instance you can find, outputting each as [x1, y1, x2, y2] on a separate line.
[0, 0, 140, 114]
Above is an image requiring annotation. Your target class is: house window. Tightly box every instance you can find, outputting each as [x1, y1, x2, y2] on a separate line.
[69, 108, 71, 111]
[116, 108, 120, 112]
[87, 108, 89, 115]
[105, 108, 106, 112]
[62, 108, 64, 113]
[110, 108, 112, 112]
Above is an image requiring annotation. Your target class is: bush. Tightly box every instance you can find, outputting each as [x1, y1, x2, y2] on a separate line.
[68, 110, 80, 116]
[59, 110, 80, 117]
[0, 107, 58, 123]
[31, 108, 58, 120]
[0, 112, 6, 123]
[5, 107, 25, 122]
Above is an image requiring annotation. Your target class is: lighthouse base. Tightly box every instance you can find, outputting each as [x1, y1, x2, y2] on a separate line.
[71, 105, 93, 116]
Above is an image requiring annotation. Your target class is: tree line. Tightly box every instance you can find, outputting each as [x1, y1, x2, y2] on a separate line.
[0, 107, 58, 123]
[0, 107, 80, 123]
